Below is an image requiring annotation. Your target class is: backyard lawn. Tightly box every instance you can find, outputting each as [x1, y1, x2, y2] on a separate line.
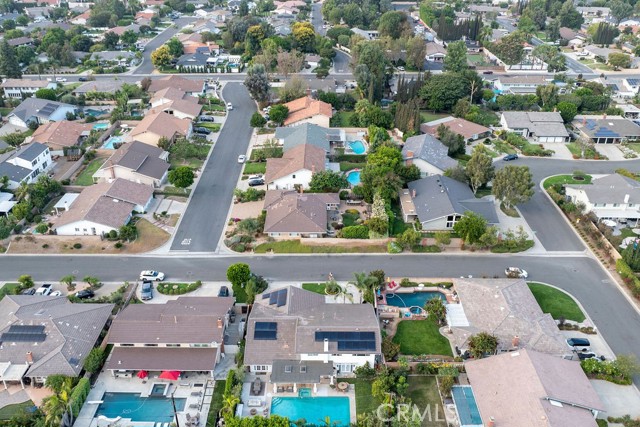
[207, 380, 225, 426]
[0, 400, 34, 420]
[543, 174, 592, 189]
[343, 378, 380, 415]
[406, 376, 447, 427]
[392, 319, 453, 356]
[74, 158, 105, 186]
[420, 112, 447, 124]
[302, 283, 326, 294]
[342, 212, 360, 226]
[330, 111, 355, 127]
[528, 282, 585, 322]
[243, 162, 267, 175]
[390, 203, 410, 236]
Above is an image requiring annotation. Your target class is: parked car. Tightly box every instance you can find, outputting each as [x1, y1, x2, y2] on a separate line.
[55, 77, 67, 82]
[397, 66, 405, 71]
[75, 289, 95, 299]
[193, 127, 211, 135]
[505, 267, 528, 278]
[227, 102, 233, 110]
[482, 70, 494, 75]
[198, 115, 215, 122]
[248, 178, 264, 186]
[140, 270, 165, 281]
[566, 338, 591, 351]
[503, 153, 518, 161]
[140, 281, 153, 301]
[576, 51, 589, 57]
[35, 284, 53, 296]
[218, 286, 229, 297]
[237, 155, 246, 163]
[78, 77, 87, 82]
[50, 291, 62, 297]
[21, 288, 36, 295]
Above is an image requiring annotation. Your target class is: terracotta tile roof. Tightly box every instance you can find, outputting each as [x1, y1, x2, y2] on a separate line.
[283, 96, 333, 126]
[183, 41, 208, 54]
[263, 190, 338, 233]
[264, 143, 326, 183]
[31, 121, 92, 149]
[148, 75, 205, 94]
[130, 111, 191, 140]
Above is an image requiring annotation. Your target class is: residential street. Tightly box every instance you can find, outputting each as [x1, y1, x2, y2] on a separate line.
[133, 17, 198, 74]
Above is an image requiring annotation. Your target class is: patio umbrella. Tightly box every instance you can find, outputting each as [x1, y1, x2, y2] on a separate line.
[159, 370, 180, 380]
[137, 370, 148, 379]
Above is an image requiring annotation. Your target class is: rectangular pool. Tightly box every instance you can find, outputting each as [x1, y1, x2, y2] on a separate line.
[96, 392, 185, 423]
[271, 396, 350, 426]
[451, 386, 483, 427]
[385, 291, 444, 308]
[102, 136, 123, 149]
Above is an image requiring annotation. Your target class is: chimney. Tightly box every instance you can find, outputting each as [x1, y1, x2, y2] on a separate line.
[323, 338, 329, 352]
[412, 189, 416, 198]
[26, 352, 33, 365]
[64, 201, 69, 211]
[512, 335, 520, 348]
[306, 87, 311, 97]
[217, 317, 223, 328]
[582, 117, 586, 125]
[406, 150, 414, 166]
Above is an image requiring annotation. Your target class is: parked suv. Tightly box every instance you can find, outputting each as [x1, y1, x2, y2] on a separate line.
[566, 338, 591, 351]
[35, 284, 53, 296]
[140, 270, 165, 281]
[198, 115, 215, 122]
[140, 281, 153, 301]
[193, 127, 211, 135]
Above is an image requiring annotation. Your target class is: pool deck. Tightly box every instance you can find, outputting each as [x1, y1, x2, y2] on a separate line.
[74, 372, 214, 427]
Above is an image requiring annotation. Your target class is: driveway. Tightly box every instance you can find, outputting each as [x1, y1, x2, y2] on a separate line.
[595, 144, 626, 161]
[540, 143, 574, 160]
[591, 380, 640, 419]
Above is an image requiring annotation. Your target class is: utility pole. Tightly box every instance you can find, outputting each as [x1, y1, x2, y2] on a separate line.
[171, 390, 181, 427]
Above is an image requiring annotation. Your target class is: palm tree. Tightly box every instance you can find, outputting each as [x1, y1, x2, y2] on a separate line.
[0, 175, 8, 191]
[350, 272, 377, 303]
[336, 286, 353, 304]
[221, 394, 240, 416]
[15, 181, 30, 201]
[479, 26, 493, 47]
[424, 298, 447, 325]
[43, 377, 73, 427]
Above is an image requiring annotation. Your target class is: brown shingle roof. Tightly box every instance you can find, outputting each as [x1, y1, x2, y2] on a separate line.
[1, 79, 49, 89]
[148, 75, 205, 94]
[30, 121, 92, 149]
[130, 111, 191, 140]
[421, 117, 491, 141]
[264, 144, 326, 183]
[100, 141, 169, 180]
[283, 96, 333, 126]
[263, 190, 338, 234]
[156, 99, 202, 118]
[105, 346, 219, 371]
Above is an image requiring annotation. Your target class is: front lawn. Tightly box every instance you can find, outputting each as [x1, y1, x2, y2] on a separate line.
[0, 283, 21, 300]
[528, 282, 585, 322]
[74, 158, 105, 186]
[302, 283, 326, 294]
[390, 203, 410, 236]
[392, 319, 453, 356]
[342, 378, 380, 415]
[243, 162, 266, 174]
[0, 400, 34, 420]
[420, 111, 447, 123]
[543, 174, 592, 189]
[626, 143, 640, 154]
[491, 139, 516, 155]
[254, 240, 387, 253]
[197, 122, 221, 132]
[406, 376, 447, 427]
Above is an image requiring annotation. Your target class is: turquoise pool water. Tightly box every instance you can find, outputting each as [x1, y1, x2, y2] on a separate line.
[96, 392, 185, 423]
[102, 136, 123, 149]
[271, 396, 350, 426]
[346, 170, 361, 186]
[452, 386, 483, 426]
[385, 291, 444, 308]
[348, 140, 366, 154]
[85, 108, 107, 117]
[92, 123, 109, 130]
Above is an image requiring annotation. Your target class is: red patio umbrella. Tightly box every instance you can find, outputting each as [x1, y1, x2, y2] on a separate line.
[159, 370, 180, 380]
[137, 370, 148, 379]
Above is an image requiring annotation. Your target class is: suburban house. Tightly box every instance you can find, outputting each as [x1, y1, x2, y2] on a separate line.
[129, 111, 192, 146]
[1, 79, 56, 99]
[0, 142, 52, 189]
[0, 192, 16, 216]
[399, 175, 498, 230]
[90, 51, 136, 67]
[265, 144, 326, 190]
[72, 80, 125, 96]
[421, 116, 492, 143]
[425, 42, 447, 62]
[263, 190, 339, 238]
[491, 75, 551, 94]
[283, 96, 333, 127]
[465, 349, 604, 427]
[577, 6, 610, 18]
[274, 123, 345, 153]
[29, 121, 92, 153]
[53, 178, 154, 236]
[245, 286, 381, 388]
[147, 76, 206, 97]
[149, 87, 203, 120]
[565, 173, 640, 224]
[8, 98, 76, 128]
[401, 134, 457, 177]
[559, 27, 586, 46]
[584, 45, 616, 63]
[105, 297, 234, 378]
[573, 115, 640, 144]
[6, 37, 34, 48]
[93, 141, 170, 187]
[447, 278, 569, 357]
[176, 51, 215, 71]
[500, 111, 570, 142]
[351, 28, 379, 40]
[0, 295, 112, 386]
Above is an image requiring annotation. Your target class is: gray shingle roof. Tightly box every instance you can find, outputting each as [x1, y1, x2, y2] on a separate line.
[576, 117, 640, 139]
[274, 123, 342, 153]
[263, 190, 339, 234]
[407, 175, 498, 224]
[103, 141, 169, 180]
[501, 112, 569, 138]
[74, 80, 125, 94]
[566, 173, 640, 204]
[0, 162, 31, 183]
[10, 98, 75, 123]
[402, 134, 457, 171]
[270, 359, 334, 383]
[13, 142, 48, 162]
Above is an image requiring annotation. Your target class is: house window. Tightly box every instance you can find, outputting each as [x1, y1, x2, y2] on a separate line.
[613, 203, 620, 207]
[120, 344, 134, 347]
[144, 344, 158, 347]
[75, 228, 80, 232]
[336, 364, 355, 373]
[190, 343, 210, 348]
[300, 366, 307, 373]
[285, 365, 292, 373]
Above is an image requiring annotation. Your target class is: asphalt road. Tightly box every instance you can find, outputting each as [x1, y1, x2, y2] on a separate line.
[332, 50, 351, 74]
[134, 17, 197, 74]
[169, 82, 256, 252]
[311, 2, 326, 36]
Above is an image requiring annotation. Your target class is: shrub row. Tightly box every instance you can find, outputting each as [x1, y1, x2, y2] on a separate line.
[338, 225, 369, 239]
[69, 378, 91, 417]
[616, 259, 640, 298]
[156, 281, 202, 295]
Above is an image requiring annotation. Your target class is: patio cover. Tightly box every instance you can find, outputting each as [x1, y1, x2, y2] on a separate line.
[0, 362, 29, 389]
[0, 200, 16, 215]
[105, 347, 218, 372]
[270, 360, 334, 384]
[54, 193, 80, 214]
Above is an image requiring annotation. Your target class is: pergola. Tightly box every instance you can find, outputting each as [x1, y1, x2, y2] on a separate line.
[0, 362, 29, 390]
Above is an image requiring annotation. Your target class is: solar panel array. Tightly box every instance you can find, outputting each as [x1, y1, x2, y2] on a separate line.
[39, 103, 58, 116]
[627, 79, 640, 86]
[315, 331, 376, 351]
[254, 321, 277, 340]
[268, 289, 287, 307]
[0, 325, 46, 342]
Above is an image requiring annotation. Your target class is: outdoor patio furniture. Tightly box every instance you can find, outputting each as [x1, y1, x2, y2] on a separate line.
[286, 386, 294, 392]
[189, 403, 199, 409]
[277, 386, 284, 393]
[191, 391, 202, 396]
[252, 378, 261, 394]
[248, 399, 262, 407]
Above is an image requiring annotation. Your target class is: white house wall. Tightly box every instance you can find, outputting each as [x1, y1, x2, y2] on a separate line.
[269, 169, 313, 190]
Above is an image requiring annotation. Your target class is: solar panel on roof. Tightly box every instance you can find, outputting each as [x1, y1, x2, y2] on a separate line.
[8, 325, 45, 334]
[0, 332, 46, 342]
[276, 289, 287, 307]
[254, 330, 277, 340]
[262, 293, 271, 300]
[39, 103, 58, 116]
[269, 292, 278, 305]
[628, 79, 640, 86]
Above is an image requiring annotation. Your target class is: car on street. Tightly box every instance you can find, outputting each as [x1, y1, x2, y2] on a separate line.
[505, 267, 528, 278]
[21, 288, 36, 295]
[227, 102, 233, 110]
[566, 338, 591, 351]
[50, 291, 62, 297]
[78, 77, 87, 82]
[248, 177, 264, 186]
[141, 281, 153, 301]
[140, 270, 165, 281]
[238, 155, 246, 163]
[503, 153, 518, 161]
[193, 127, 211, 135]
[35, 284, 53, 296]
[576, 51, 589, 57]
[75, 289, 95, 299]
[198, 115, 215, 122]
[218, 286, 229, 297]
[56, 77, 67, 82]
[397, 66, 405, 71]
[482, 70, 494, 75]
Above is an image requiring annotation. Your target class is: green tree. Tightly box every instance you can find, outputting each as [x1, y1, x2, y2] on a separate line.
[397, 228, 421, 249]
[420, 73, 470, 112]
[278, 75, 307, 103]
[434, 231, 451, 250]
[226, 263, 251, 287]
[35, 88, 57, 101]
[517, 15, 537, 39]
[559, 0, 584, 29]
[425, 297, 447, 325]
[377, 11, 412, 39]
[437, 124, 465, 155]
[151, 45, 172, 69]
[168, 166, 195, 189]
[491, 32, 525, 66]
[381, 336, 400, 361]
[353, 41, 389, 102]
[406, 36, 428, 70]
[0, 40, 21, 79]
[468, 332, 499, 358]
[103, 31, 120, 49]
[492, 165, 534, 209]
[291, 21, 316, 52]
[83, 348, 104, 373]
[43, 377, 73, 427]
[610, 0, 633, 24]
[608, 52, 631, 69]
[536, 84, 559, 109]
[453, 212, 487, 245]
[443, 41, 467, 73]
[349, 272, 377, 303]
[268, 104, 289, 125]
[118, 224, 137, 241]
[244, 63, 270, 103]
[120, 30, 138, 46]
[18, 275, 35, 290]
[466, 145, 495, 194]
[60, 275, 76, 291]
[557, 101, 578, 123]
[166, 37, 184, 57]
[250, 112, 267, 128]
[309, 170, 348, 192]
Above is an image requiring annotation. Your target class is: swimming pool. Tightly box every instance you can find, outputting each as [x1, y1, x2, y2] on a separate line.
[96, 392, 185, 423]
[385, 291, 444, 308]
[271, 396, 350, 426]
[102, 136, 123, 149]
[348, 140, 366, 155]
[451, 386, 483, 426]
[346, 170, 361, 186]
[85, 108, 107, 117]
[92, 123, 109, 130]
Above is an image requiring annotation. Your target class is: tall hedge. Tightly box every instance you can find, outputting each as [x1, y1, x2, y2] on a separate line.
[70, 378, 91, 417]
[616, 259, 640, 298]
[339, 225, 369, 239]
